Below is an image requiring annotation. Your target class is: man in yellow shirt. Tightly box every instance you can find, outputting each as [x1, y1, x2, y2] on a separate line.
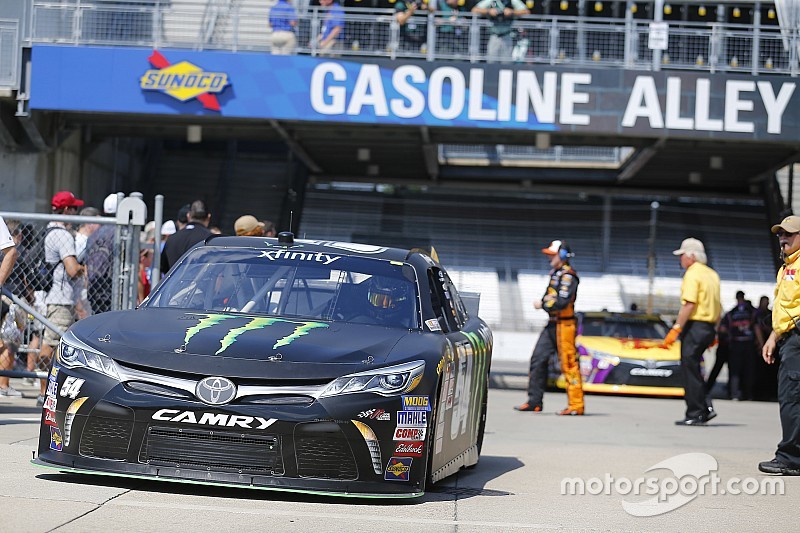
[759, 215, 800, 476]
[662, 238, 721, 426]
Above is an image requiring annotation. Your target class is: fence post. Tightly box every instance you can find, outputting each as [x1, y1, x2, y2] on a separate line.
[427, 12, 435, 61]
[310, 8, 320, 56]
[751, 6, 760, 75]
[624, 1, 633, 68]
[152, 194, 164, 287]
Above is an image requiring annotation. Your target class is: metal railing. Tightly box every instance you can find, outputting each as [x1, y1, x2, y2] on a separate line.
[27, 1, 800, 76]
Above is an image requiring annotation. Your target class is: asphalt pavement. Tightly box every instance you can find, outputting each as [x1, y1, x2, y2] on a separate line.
[0, 372, 794, 532]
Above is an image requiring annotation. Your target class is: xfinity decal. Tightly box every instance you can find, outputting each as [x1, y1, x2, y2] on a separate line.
[358, 409, 391, 421]
[182, 313, 328, 354]
[258, 249, 341, 265]
[152, 409, 277, 430]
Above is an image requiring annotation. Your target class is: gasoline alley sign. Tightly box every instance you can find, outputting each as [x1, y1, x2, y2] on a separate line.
[29, 46, 800, 142]
[309, 62, 796, 138]
[140, 50, 229, 111]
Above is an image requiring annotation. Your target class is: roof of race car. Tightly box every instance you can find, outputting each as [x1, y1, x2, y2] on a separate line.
[204, 235, 417, 263]
[580, 311, 665, 322]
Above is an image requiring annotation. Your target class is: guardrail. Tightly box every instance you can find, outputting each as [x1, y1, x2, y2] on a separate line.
[28, 1, 799, 76]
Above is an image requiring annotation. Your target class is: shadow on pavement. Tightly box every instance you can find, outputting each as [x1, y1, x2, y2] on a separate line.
[428, 455, 524, 499]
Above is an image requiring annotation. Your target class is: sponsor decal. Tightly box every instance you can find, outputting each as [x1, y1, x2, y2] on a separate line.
[257, 249, 341, 265]
[393, 427, 426, 441]
[384, 457, 413, 481]
[358, 409, 391, 421]
[426, 318, 442, 332]
[49, 364, 60, 382]
[394, 441, 424, 457]
[396, 411, 427, 427]
[49, 427, 63, 451]
[151, 409, 277, 430]
[46, 380, 58, 397]
[784, 268, 796, 281]
[43, 396, 57, 412]
[401, 395, 431, 411]
[64, 397, 89, 447]
[44, 409, 58, 428]
[630, 368, 673, 377]
[60, 376, 85, 399]
[140, 50, 229, 111]
[181, 313, 328, 354]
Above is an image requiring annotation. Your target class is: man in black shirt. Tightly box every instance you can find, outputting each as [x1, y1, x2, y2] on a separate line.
[160, 200, 212, 274]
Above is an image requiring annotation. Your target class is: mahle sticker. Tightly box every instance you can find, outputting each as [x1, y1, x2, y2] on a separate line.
[396, 411, 427, 427]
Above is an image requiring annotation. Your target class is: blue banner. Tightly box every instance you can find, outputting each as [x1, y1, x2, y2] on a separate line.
[30, 45, 800, 140]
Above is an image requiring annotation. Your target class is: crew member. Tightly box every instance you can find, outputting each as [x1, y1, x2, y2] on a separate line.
[759, 215, 800, 476]
[663, 237, 721, 426]
[515, 240, 584, 416]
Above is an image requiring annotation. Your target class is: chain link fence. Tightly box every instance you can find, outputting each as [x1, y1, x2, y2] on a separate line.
[0, 198, 148, 381]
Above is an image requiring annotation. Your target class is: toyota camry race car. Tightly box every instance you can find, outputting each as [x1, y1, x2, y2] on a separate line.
[552, 312, 684, 396]
[33, 234, 492, 498]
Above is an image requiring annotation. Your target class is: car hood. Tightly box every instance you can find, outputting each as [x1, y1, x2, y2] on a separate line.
[70, 309, 412, 380]
[578, 336, 680, 361]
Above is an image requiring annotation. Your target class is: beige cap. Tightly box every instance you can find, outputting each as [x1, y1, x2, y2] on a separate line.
[234, 215, 265, 236]
[771, 215, 800, 234]
[672, 237, 705, 256]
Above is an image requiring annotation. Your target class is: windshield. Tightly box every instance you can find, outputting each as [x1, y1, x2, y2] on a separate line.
[580, 316, 668, 339]
[146, 247, 420, 329]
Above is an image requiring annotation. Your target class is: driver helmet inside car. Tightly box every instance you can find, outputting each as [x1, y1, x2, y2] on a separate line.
[367, 276, 408, 311]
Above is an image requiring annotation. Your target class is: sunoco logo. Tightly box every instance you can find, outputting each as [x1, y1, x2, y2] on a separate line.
[140, 50, 229, 111]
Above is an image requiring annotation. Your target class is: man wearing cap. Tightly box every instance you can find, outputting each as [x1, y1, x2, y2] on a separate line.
[85, 194, 116, 314]
[758, 215, 800, 475]
[234, 215, 266, 237]
[40, 192, 86, 406]
[160, 200, 212, 274]
[515, 240, 584, 416]
[664, 237, 721, 426]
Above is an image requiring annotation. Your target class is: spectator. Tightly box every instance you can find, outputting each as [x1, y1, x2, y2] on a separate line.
[663, 237, 721, 426]
[262, 220, 277, 237]
[75, 207, 101, 320]
[176, 204, 191, 231]
[471, 0, 529, 63]
[0, 215, 20, 397]
[430, 0, 467, 55]
[753, 295, 778, 401]
[160, 200, 213, 274]
[314, 0, 345, 56]
[0, 295, 24, 397]
[234, 215, 266, 237]
[395, 0, 429, 53]
[722, 290, 758, 401]
[270, 0, 299, 55]
[138, 248, 153, 304]
[85, 196, 117, 314]
[39, 191, 86, 407]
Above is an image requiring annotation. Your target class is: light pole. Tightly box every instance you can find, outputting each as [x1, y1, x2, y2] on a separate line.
[647, 201, 660, 314]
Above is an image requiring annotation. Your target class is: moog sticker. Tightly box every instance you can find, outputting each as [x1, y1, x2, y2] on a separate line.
[401, 395, 431, 411]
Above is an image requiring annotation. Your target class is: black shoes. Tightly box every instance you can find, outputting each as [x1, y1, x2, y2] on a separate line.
[758, 459, 800, 476]
[514, 403, 543, 412]
[676, 406, 717, 426]
[675, 417, 707, 426]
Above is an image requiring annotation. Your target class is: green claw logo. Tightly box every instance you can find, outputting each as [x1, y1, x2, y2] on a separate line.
[182, 313, 328, 355]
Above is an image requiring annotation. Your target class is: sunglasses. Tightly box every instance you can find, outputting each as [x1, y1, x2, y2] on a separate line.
[776, 230, 798, 237]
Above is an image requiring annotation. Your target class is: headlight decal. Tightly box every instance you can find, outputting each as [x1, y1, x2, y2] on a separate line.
[64, 397, 88, 447]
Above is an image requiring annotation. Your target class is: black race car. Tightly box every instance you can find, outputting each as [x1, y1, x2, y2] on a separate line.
[33, 234, 492, 498]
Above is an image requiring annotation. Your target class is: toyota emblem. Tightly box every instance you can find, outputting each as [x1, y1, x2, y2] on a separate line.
[196, 376, 237, 405]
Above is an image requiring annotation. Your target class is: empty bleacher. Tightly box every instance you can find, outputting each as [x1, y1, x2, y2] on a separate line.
[299, 188, 777, 331]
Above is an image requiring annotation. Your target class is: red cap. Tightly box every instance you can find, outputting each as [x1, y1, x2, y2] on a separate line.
[51, 191, 84, 209]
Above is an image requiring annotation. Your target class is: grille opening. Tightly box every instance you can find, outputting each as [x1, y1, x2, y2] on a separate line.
[141, 426, 283, 475]
[79, 417, 133, 460]
[294, 432, 358, 480]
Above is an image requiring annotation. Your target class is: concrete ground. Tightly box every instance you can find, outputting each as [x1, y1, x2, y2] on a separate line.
[0, 372, 793, 532]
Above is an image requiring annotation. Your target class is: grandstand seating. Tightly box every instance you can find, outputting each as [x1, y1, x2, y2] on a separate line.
[299, 188, 777, 332]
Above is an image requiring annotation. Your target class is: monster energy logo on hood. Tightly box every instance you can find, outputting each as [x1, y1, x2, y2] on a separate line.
[182, 313, 328, 355]
[258, 249, 341, 264]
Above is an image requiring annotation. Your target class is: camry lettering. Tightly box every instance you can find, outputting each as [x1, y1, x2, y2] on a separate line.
[152, 409, 277, 430]
[630, 368, 673, 377]
[258, 250, 340, 265]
